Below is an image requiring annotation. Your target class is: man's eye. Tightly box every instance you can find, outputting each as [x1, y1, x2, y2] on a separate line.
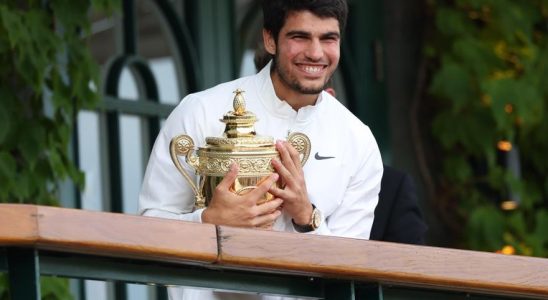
[292, 35, 307, 40]
[323, 36, 339, 42]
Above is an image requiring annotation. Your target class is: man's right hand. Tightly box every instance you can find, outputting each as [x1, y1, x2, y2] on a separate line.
[201, 164, 283, 229]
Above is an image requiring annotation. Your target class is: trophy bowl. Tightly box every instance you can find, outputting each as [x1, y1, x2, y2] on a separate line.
[170, 89, 311, 209]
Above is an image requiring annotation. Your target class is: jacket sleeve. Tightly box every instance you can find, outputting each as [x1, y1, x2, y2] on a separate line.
[138, 95, 207, 223]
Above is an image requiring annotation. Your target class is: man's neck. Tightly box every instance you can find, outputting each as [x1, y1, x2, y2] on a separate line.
[270, 71, 319, 111]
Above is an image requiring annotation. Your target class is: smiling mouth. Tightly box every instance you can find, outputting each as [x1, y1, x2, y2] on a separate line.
[299, 64, 326, 74]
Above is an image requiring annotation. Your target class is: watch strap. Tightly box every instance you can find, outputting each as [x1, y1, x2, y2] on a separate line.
[292, 204, 319, 233]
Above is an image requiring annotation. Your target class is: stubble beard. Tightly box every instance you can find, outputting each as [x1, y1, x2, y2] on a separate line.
[272, 53, 332, 95]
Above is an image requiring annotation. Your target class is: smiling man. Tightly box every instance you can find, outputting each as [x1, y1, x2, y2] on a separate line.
[139, 1, 383, 299]
[265, 10, 341, 108]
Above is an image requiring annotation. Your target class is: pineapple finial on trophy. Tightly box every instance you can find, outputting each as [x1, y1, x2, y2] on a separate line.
[233, 88, 246, 116]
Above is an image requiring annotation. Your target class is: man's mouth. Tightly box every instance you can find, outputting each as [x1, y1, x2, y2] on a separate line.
[299, 64, 326, 74]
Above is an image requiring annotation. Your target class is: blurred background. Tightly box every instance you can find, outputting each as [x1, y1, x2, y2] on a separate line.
[1, 0, 547, 299]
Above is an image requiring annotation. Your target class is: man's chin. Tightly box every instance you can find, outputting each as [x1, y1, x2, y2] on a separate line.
[296, 84, 328, 95]
[299, 88, 325, 95]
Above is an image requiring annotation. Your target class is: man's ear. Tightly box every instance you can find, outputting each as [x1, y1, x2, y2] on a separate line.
[263, 29, 276, 55]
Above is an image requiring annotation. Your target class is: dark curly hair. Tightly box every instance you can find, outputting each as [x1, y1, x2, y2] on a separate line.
[262, 0, 348, 42]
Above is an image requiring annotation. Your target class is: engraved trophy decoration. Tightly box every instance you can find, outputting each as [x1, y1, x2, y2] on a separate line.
[169, 89, 311, 209]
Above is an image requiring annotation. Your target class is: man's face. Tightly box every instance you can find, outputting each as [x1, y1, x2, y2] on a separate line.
[264, 11, 341, 97]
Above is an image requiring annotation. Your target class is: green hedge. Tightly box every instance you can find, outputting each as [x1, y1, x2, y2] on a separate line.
[0, 0, 118, 299]
[426, 0, 548, 256]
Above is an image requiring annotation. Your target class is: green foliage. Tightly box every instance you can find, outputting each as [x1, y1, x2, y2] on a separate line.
[2, 0, 93, 204]
[0, 0, 118, 298]
[0, 0, 117, 199]
[41, 276, 73, 300]
[427, 0, 548, 257]
[0, 275, 73, 300]
[0, 274, 7, 300]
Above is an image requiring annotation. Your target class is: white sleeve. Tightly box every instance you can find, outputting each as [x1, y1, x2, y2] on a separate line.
[138, 95, 208, 223]
[311, 128, 383, 239]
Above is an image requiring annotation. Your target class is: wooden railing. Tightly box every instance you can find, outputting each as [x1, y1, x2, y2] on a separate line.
[1, 204, 547, 299]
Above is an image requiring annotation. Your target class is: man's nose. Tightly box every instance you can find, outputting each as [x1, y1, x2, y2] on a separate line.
[305, 39, 323, 60]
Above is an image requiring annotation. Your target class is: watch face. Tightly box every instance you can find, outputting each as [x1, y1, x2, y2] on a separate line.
[312, 209, 322, 229]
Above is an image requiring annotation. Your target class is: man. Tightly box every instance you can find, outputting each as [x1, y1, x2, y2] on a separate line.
[139, 0, 383, 298]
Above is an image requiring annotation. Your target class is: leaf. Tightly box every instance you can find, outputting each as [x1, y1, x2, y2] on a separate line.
[68, 164, 86, 191]
[0, 101, 10, 144]
[442, 155, 472, 183]
[508, 176, 539, 211]
[0, 274, 8, 299]
[49, 148, 67, 178]
[2, 8, 61, 90]
[92, 0, 121, 13]
[40, 276, 73, 300]
[0, 151, 16, 180]
[467, 205, 506, 251]
[50, 0, 92, 32]
[453, 38, 501, 78]
[481, 78, 544, 129]
[13, 172, 31, 201]
[436, 7, 474, 37]
[507, 211, 527, 237]
[19, 122, 47, 167]
[0, 5, 24, 48]
[432, 109, 496, 158]
[0, 150, 17, 202]
[490, 1, 542, 42]
[430, 58, 474, 111]
[534, 211, 548, 245]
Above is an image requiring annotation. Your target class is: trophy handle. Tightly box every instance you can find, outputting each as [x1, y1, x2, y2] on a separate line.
[287, 132, 311, 166]
[169, 135, 205, 208]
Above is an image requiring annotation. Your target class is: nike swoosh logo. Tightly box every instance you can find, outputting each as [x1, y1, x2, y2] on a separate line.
[315, 152, 335, 160]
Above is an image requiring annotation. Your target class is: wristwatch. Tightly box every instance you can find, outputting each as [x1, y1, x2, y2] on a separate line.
[292, 204, 322, 233]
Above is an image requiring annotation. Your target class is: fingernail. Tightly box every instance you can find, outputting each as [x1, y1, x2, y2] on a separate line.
[271, 173, 279, 181]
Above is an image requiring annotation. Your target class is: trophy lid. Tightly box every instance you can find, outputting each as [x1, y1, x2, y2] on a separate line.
[205, 89, 274, 149]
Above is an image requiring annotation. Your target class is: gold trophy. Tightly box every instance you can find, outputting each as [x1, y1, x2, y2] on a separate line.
[169, 89, 311, 209]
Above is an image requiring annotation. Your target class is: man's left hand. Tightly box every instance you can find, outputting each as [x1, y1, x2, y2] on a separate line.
[269, 140, 313, 226]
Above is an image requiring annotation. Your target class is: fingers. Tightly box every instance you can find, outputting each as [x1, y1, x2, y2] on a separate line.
[256, 198, 284, 215]
[216, 163, 239, 191]
[252, 209, 282, 228]
[276, 141, 299, 175]
[271, 159, 293, 186]
[249, 173, 279, 199]
[268, 181, 287, 199]
[286, 141, 303, 173]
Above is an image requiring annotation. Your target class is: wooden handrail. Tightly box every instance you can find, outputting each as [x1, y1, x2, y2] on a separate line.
[1, 204, 547, 299]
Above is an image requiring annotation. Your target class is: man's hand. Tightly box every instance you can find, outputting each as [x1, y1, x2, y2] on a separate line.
[269, 140, 313, 226]
[201, 164, 283, 229]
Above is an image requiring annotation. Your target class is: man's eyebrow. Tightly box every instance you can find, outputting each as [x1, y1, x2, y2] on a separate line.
[286, 30, 312, 37]
[285, 30, 341, 38]
[321, 31, 340, 39]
